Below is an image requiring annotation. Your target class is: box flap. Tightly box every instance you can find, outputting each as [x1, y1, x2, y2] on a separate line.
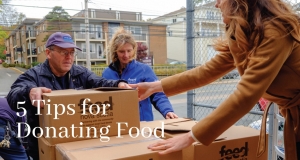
[140, 118, 192, 129]
[93, 87, 135, 91]
[163, 120, 197, 131]
[42, 88, 135, 97]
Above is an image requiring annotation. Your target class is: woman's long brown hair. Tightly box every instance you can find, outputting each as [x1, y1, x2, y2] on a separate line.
[214, 0, 300, 68]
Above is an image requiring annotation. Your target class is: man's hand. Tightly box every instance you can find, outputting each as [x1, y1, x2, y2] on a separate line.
[165, 112, 179, 119]
[118, 82, 131, 89]
[29, 87, 51, 108]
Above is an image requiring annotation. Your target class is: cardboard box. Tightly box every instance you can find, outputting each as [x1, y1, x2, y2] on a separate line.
[39, 88, 140, 145]
[152, 119, 268, 160]
[55, 134, 182, 160]
[140, 118, 192, 131]
[38, 136, 55, 160]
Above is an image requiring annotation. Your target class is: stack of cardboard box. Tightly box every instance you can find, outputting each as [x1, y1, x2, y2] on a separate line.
[37, 88, 268, 160]
[142, 118, 269, 160]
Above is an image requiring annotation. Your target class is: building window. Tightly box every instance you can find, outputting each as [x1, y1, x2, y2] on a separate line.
[81, 43, 86, 53]
[89, 24, 94, 34]
[206, 11, 214, 19]
[172, 19, 177, 23]
[96, 43, 103, 58]
[136, 13, 141, 21]
[96, 25, 102, 39]
[168, 31, 173, 36]
[116, 11, 120, 20]
[130, 26, 142, 35]
[90, 43, 95, 53]
[90, 10, 96, 18]
[80, 24, 85, 34]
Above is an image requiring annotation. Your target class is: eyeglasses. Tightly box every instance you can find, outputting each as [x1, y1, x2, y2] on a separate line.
[50, 49, 77, 57]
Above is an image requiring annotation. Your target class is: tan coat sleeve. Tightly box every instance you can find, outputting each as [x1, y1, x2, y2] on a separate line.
[161, 51, 235, 97]
[163, 27, 294, 145]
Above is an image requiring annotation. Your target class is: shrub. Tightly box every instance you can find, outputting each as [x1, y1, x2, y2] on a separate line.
[2, 62, 9, 68]
[25, 65, 31, 69]
[8, 64, 15, 67]
[31, 62, 40, 67]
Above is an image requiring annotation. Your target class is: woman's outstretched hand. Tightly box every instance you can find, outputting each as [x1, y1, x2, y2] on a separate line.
[147, 132, 195, 154]
[129, 81, 163, 101]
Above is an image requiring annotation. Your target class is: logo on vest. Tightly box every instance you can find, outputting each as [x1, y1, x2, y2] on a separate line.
[127, 78, 137, 84]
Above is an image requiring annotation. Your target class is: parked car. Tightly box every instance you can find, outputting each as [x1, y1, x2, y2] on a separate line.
[169, 61, 186, 65]
[222, 69, 239, 79]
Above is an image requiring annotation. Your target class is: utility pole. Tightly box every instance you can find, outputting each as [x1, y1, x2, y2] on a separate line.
[85, 0, 91, 70]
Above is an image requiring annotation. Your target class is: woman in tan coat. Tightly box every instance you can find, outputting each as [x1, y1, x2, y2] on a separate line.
[130, 0, 300, 159]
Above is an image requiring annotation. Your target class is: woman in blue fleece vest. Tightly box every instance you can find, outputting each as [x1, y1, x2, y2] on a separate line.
[102, 27, 178, 121]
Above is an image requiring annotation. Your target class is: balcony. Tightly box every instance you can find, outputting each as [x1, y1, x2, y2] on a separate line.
[132, 34, 147, 41]
[75, 32, 105, 40]
[26, 31, 36, 39]
[27, 49, 37, 56]
[76, 50, 105, 59]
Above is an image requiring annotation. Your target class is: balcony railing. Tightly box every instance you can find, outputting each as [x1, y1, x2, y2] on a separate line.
[76, 51, 104, 59]
[75, 32, 105, 40]
[26, 31, 36, 39]
[27, 49, 37, 56]
[132, 34, 147, 41]
[108, 33, 147, 41]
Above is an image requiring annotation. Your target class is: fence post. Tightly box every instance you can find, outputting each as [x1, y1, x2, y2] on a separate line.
[186, 0, 195, 119]
[268, 103, 275, 160]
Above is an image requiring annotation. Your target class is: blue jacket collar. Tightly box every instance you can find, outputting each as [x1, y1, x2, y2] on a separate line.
[109, 60, 137, 74]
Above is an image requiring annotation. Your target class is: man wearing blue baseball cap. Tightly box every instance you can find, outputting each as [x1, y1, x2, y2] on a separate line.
[6, 32, 130, 160]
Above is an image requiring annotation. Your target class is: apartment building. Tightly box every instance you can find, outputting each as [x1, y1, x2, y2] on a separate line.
[5, 18, 41, 65]
[71, 8, 167, 65]
[5, 8, 168, 66]
[151, 2, 225, 65]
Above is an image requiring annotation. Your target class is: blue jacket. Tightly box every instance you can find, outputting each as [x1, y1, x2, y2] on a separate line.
[102, 60, 174, 121]
[7, 59, 125, 150]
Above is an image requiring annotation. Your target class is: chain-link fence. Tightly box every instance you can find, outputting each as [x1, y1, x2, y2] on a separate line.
[187, 0, 299, 159]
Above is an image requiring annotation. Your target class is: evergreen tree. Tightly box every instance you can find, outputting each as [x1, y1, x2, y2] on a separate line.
[45, 6, 71, 30]
[43, 6, 71, 42]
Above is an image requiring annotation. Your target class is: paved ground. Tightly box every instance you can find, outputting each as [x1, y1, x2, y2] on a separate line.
[153, 93, 187, 120]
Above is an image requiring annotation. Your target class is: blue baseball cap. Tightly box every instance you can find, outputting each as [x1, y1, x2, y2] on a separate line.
[46, 32, 82, 51]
